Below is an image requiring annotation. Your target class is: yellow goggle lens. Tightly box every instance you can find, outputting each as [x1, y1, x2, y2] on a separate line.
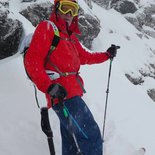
[58, 1, 79, 17]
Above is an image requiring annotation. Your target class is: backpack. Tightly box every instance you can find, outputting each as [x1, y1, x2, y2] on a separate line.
[20, 20, 60, 108]
[20, 20, 60, 65]
[21, 20, 60, 78]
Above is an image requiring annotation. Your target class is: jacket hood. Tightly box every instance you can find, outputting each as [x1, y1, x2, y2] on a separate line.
[54, 0, 78, 6]
[49, 12, 81, 35]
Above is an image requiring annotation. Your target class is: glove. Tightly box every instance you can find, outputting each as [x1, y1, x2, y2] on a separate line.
[106, 44, 120, 59]
[47, 83, 67, 100]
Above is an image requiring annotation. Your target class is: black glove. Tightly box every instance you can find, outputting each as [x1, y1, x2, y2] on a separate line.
[106, 44, 120, 59]
[47, 83, 67, 100]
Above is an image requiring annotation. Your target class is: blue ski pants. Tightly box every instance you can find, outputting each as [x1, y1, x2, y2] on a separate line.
[52, 96, 103, 155]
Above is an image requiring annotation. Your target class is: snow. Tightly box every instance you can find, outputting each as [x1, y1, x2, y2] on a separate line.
[140, 0, 155, 6]
[1, 0, 155, 155]
[143, 25, 155, 31]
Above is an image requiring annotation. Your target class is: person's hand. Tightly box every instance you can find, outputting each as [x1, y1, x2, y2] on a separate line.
[106, 44, 120, 59]
[47, 83, 67, 100]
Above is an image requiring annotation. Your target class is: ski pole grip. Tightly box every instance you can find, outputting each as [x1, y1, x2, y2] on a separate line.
[111, 44, 120, 50]
[116, 46, 120, 49]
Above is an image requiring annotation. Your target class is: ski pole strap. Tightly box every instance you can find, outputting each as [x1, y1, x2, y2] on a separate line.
[33, 84, 40, 109]
[76, 75, 86, 93]
[44, 35, 60, 67]
[60, 72, 86, 93]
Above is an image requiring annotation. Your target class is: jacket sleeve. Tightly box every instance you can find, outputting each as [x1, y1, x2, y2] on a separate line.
[24, 21, 54, 93]
[75, 37, 109, 65]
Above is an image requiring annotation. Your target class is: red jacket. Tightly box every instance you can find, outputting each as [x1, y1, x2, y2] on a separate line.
[24, 13, 109, 108]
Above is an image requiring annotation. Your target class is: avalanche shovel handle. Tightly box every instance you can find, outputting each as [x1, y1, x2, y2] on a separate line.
[41, 107, 55, 155]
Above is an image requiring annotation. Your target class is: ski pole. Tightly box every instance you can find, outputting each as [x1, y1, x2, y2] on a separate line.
[102, 45, 120, 142]
[41, 107, 55, 155]
[59, 98, 84, 155]
[102, 58, 113, 142]
[68, 115, 83, 155]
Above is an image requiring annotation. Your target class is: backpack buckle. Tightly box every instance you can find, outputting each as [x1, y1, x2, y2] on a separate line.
[64, 72, 69, 76]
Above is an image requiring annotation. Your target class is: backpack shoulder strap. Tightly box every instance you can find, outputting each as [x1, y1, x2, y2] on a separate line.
[44, 20, 60, 67]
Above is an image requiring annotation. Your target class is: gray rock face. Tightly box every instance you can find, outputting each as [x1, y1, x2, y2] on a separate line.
[20, 2, 52, 27]
[124, 14, 140, 30]
[83, 0, 92, 9]
[20, 2, 100, 49]
[91, 0, 105, 7]
[125, 73, 144, 85]
[125, 61, 155, 102]
[92, 0, 138, 12]
[78, 10, 100, 49]
[0, 3, 23, 59]
[134, 6, 155, 30]
[143, 26, 155, 38]
[142, 4, 155, 29]
[112, 0, 138, 14]
[147, 89, 155, 102]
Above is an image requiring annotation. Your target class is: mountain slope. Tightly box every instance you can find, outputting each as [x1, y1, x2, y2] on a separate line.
[0, 1, 155, 155]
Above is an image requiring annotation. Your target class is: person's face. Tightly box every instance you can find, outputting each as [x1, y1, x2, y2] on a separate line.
[57, 10, 74, 26]
[57, 0, 79, 26]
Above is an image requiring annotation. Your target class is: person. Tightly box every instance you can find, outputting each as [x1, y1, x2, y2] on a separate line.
[24, 0, 118, 154]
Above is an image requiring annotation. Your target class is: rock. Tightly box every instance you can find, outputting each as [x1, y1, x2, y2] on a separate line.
[83, 0, 93, 9]
[124, 13, 141, 30]
[125, 73, 144, 85]
[112, 0, 138, 14]
[92, 0, 106, 8]
[0, 3, 23, 59]
[78, 11, 100, 49]
[142, 4, 155, 29]
[147, 89, 155, 102]
[143, 26, 155, 38]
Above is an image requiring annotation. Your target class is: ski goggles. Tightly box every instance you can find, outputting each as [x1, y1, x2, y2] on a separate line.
[58, 1, 79, 17]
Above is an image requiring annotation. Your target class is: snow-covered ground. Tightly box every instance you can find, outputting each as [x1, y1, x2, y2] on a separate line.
[0, 0, 155, 155]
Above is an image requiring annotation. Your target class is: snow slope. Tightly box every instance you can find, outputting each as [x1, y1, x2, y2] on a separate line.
[0, 1, 155, 155]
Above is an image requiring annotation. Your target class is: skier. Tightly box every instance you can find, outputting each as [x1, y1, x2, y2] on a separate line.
[24, 0, 118, 154]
